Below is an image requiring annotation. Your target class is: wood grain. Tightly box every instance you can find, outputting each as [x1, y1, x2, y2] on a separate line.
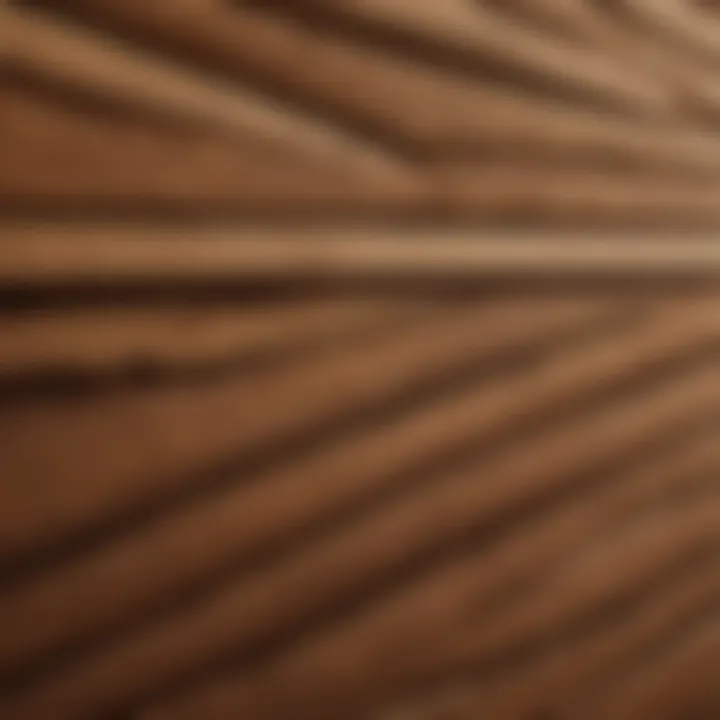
[0, 289, 717, 719]
[0, 2, 718, 719]
[2, 0, 720, 224]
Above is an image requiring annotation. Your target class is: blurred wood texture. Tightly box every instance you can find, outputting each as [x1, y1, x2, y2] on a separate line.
[0, 2, 718, 719]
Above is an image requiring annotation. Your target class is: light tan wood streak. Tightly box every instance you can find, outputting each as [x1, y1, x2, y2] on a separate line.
[41, 0, 667, 114]
[0, 298, 666, 674]
[486, 0, 624, 42]
[492, 0, 720, 122]
[2, 229, 720, 286]
[0, 299, 420, 378]
[0, 4, 404, 179]
[0, 317, 716, 696]
[140, 400, 719, 720]
[28, 0, 720, 177]
[297, 0, 669, 114]
[620, 0, 720, 62]
[3, 358, 715, 719]
[0, 300, 608, 564]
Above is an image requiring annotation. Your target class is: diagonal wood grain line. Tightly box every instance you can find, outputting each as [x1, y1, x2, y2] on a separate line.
[0, 347, 715, 719]
[0, 85, 419, 216]
[580, 618, 720, 720]
[0, 302, 655, 673]
[0, 298, 428, 389]
[1, 1, 719, 718]
[144, 469, 718, 720]
[0, 299, 615, 569]
[28, 0, 720, 177]
[619, 0, 720, 62]
[0, 293, 716, 720]
[2, 1, 720, 226]
[490, 0, 720, 126]
[267, 0, 669, 113]
[0, 3, 408, 180]
[371, 509, 720, 719]
[0, 297, 714, 684]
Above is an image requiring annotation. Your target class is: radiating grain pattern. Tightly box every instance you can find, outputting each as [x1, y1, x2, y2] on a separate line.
[0, 2, 719, 719]
[3, 0, 720, 222]
[0, 289, 717, 719]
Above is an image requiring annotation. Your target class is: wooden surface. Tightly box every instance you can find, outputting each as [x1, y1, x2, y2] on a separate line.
[3, 0, 720, 223]
[0, 2, 719, 719]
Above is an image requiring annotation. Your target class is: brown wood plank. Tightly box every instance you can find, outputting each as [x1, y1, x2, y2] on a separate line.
[0, 2, 718, 718]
